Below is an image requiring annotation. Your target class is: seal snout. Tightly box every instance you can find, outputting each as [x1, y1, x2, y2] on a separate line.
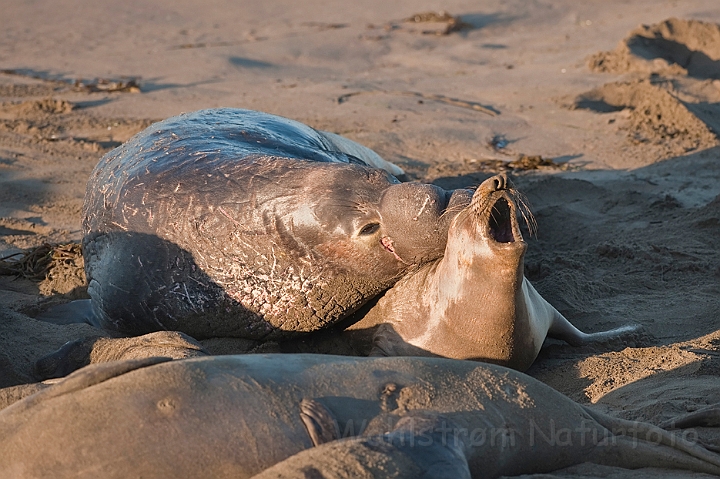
[467, 174, 522, 244]
[477, 173, 509, 195]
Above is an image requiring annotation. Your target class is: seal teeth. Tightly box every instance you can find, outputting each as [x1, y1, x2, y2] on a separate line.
[489, 197, 515, 243]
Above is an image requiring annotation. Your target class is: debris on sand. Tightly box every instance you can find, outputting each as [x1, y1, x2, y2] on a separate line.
[365, 11, 473, 37]
[0, 243, 86, 296]
[73, 78, 141, 93]
[402, 11, 473, 36]
[472, 155, 567, 172]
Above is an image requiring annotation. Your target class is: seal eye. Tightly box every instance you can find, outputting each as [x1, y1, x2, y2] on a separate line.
[358, 223, 380, 236]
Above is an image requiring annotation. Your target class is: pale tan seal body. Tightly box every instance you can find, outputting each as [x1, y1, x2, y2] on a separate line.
[1, 355, 718, 478]
[349, 174, 639, 371]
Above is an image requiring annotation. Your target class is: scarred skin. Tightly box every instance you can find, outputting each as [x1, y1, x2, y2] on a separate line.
[81, 108, 471, 340]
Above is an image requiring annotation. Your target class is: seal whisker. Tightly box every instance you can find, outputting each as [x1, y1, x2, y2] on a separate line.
[439, 202, 469, 220]
[512, 191, 537, 237]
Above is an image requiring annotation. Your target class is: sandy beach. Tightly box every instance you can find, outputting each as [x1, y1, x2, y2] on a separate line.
[1, 1, 720, 476]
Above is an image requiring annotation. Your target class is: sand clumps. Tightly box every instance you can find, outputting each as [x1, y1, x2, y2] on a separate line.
[588, 17, 720, 78]
[572, 18, 720, 158]
[3, 98, 75, 116]
[573, 79, 718, 154]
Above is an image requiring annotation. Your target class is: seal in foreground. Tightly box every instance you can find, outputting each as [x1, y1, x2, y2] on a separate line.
[1, 355, 718, 478]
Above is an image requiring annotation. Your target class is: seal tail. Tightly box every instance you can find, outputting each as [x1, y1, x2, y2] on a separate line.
[547, 307, 642, 347]
[584, 407, 720, 475]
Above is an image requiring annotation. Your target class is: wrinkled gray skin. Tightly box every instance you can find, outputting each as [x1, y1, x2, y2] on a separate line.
[1, 355, 719, 478]
[79, 108, 471, 340]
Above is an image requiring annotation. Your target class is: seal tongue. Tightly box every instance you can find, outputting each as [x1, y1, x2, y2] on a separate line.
[489, 198, 515, 243]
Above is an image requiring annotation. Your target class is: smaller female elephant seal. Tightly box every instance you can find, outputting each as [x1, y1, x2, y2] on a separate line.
[76, 108, 471, 340]
[0, 355, 718, 478]
[348, 174, 639, 371]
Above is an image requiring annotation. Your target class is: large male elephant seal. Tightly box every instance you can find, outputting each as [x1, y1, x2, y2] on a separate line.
[77, 108, 471, 340]
[1, 355, 718, 478]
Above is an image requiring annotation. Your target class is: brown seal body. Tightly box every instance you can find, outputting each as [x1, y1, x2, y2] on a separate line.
[350, 174, 639, 371]
[0, 354, 718, 478]
[79, 108, 471, 340]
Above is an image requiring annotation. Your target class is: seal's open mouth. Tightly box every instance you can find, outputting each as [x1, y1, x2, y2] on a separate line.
[489, 197, 515, 243]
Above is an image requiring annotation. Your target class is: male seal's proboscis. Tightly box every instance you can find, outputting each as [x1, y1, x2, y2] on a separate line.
[1, 355, 718, 478]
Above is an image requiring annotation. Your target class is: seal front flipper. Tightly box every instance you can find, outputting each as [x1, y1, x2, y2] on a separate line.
[34, 299, 99, 326]
[300, 398, 340, 446]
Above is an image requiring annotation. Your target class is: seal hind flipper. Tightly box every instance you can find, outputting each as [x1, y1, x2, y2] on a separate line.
[548, 311, 643, 347]
[300, 398, 341, 446]
[584, 407, 720, 473]
[660, 404, 720, 429]
[524, 277, 644, 347]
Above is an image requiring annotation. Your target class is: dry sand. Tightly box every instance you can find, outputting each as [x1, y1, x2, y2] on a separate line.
[1, 1, 720, 477]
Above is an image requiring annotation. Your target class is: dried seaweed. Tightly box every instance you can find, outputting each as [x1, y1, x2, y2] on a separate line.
[0, 243, 83, 281]
[474, 155, 567, 172]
